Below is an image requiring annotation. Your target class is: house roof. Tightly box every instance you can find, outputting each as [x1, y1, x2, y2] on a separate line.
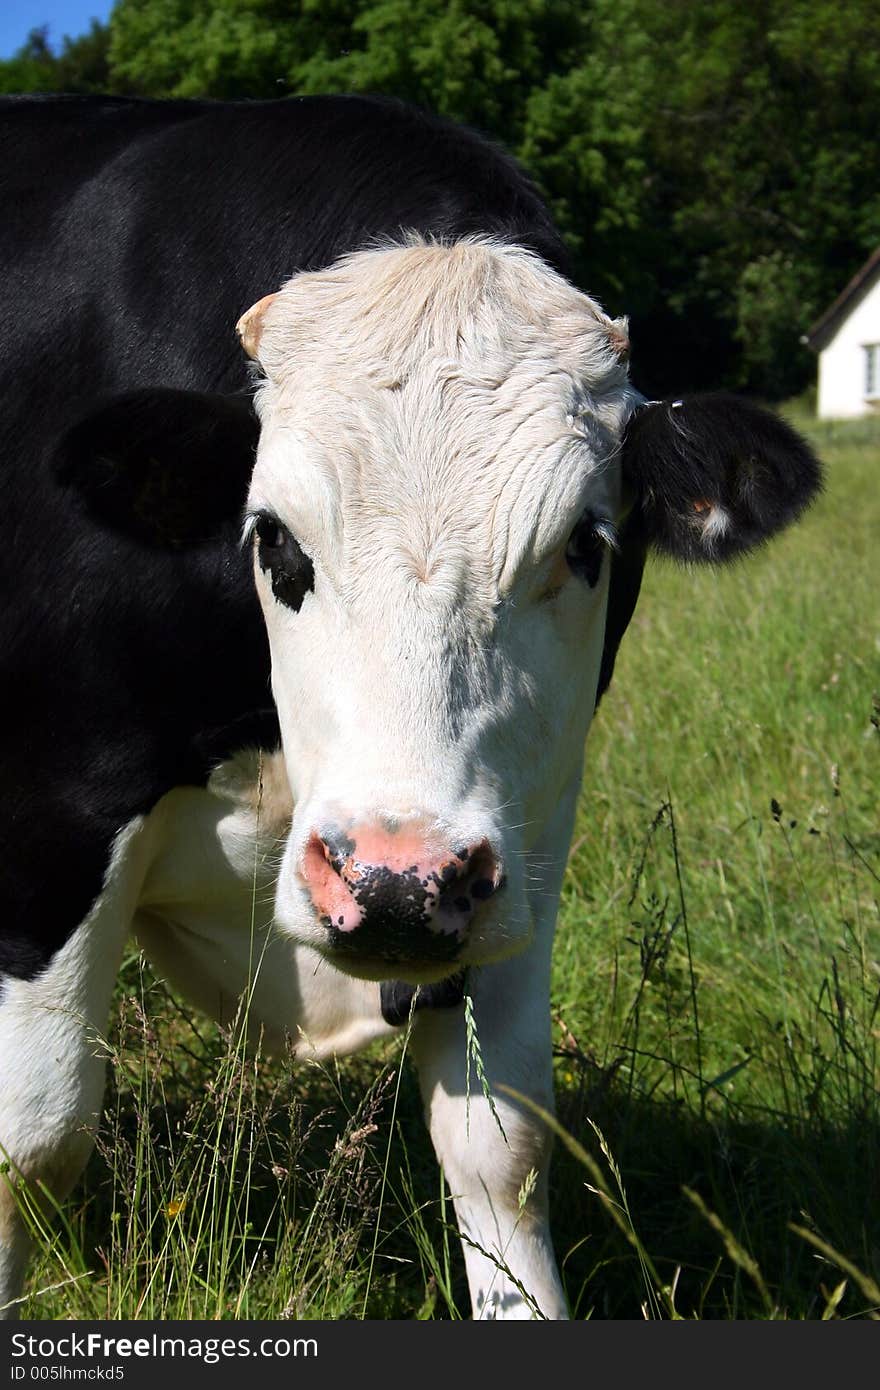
[804, 246, 880, 352]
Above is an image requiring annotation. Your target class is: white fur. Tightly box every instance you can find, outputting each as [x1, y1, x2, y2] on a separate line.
[0, 820, 146, 1318]
[699, 503, 732, 546]
[3, 239, 639, 1320]
[247, 239, 634, 978]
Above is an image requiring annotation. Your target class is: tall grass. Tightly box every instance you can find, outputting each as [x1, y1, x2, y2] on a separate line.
[552, 404, 879, 1317]
[15, 408, 879, 1320]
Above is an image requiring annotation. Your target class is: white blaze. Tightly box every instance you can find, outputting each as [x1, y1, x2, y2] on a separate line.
[245, 237, 636, 974]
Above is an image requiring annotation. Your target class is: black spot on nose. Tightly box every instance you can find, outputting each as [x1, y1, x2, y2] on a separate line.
[328, 862, 464, 967]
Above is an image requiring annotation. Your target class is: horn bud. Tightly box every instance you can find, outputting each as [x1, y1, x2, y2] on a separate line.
[236, 292, 277, 360]
[608, 316, 630, 362]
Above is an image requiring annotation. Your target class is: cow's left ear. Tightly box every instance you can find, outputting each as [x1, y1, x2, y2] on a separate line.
[54, 388, 259, 548]
[620, 393, 822, 563]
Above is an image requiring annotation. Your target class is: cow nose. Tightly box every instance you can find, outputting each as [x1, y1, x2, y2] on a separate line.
[299, 823, 503, 963]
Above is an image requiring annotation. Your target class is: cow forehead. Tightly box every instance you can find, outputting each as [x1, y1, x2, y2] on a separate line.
[248, 238, 633, 589]
[254, 236, 629, 385]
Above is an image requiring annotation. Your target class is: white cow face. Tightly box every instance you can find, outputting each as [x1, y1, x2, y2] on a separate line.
[242, 239, 635, 983]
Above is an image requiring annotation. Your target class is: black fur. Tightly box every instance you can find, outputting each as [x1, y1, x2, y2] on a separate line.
[621, 393, 822, 563]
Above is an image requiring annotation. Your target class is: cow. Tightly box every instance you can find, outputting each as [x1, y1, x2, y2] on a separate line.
[0, 93, 821, 1321]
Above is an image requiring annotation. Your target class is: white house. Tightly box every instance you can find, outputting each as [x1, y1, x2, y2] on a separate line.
[804, 248, 880, 419]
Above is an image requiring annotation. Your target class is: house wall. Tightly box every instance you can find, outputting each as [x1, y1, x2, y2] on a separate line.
[816, 274, 880, 418]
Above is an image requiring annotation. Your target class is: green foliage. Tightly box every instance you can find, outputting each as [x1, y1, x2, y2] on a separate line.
[0, 23, 112, 95]
[549, 409, 880, 1317]
[1, 0, 878, 394]
[107, 0, 361, 100]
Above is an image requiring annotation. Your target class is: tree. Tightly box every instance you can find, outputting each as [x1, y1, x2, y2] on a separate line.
[107, 0, 362, 99]
[0, 22, 113, 95]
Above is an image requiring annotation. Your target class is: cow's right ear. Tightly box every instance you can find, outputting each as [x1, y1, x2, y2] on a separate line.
[53, 388, 259, 548]
[620, 393, 823, 564]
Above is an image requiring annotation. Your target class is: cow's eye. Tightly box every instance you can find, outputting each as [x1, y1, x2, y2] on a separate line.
[254, 514, 287, 550]
[565, 515, 606, 588]
[253, 513, 315, 611]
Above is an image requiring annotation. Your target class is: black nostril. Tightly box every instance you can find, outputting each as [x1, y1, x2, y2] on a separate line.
[318, 830, 355, 877]
[436, 840, 503, 916]
[470, 877, 496, 902]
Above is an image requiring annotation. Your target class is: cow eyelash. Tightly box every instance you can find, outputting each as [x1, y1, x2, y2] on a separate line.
[243, 510, 298, 553]
[565, 513, 617, 588]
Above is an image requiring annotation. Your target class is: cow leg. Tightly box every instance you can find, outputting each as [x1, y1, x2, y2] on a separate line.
[405, 778, 583, 1321]
[409, 929, 566, 1319]
[0, 823, 142, 1319]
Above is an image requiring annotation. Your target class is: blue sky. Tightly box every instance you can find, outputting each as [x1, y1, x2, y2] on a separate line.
[0, 1, 115, 57]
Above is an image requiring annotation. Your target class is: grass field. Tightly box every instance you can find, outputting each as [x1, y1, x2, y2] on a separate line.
[15, 405, 879, 1320]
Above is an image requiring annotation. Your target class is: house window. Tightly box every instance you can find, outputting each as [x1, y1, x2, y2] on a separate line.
[866, 344, 880, 399]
